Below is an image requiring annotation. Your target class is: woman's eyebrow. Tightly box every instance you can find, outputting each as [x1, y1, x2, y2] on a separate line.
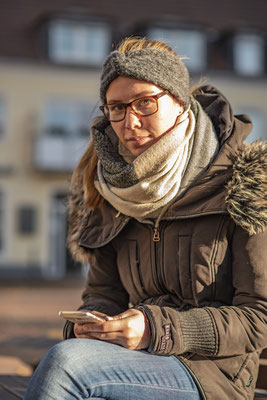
[107, 90, 157, 104]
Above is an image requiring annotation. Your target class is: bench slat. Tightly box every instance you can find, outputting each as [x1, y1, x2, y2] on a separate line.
[0, 375, 30, 399]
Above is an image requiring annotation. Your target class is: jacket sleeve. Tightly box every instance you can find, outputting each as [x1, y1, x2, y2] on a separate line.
[64, 241, 129, 339]
[136, 227, 267, 357]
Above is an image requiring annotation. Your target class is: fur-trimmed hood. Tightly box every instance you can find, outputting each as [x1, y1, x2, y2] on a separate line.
[226, 141, 267, 235]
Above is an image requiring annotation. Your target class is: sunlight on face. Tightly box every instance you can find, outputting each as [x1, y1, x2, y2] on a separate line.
[106, 76, 183, 158]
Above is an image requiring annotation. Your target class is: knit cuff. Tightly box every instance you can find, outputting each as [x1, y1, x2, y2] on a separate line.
[178, 308, 218, 355]
[136, 304, 218, 356]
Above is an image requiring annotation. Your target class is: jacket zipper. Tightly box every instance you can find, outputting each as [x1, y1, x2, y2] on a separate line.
[153, 227, 160, 242]
[80, 211, 227, 250]
[152, 223, 165, 293]
[136, 247, 149, 296]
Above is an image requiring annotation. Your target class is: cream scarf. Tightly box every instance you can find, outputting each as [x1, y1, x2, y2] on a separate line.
[92, 97, 219, 220]
[94, 109, 194, 219]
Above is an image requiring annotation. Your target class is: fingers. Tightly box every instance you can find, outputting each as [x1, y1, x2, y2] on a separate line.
[76, 314, 131, 334]
[74, 309, 151, 350]
[86, 329, 141, 350]
[73, 322, 103, 338]
[74, 323, 127, 345]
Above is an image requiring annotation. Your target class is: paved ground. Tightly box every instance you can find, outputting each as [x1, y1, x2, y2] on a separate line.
[0, 278, 84, 375]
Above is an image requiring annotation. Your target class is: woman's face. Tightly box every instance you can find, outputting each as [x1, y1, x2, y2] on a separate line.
[105, 76, 184, 158]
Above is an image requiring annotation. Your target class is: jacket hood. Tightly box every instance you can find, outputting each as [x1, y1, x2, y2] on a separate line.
[193, 85, 266, 235]
[193, 85, 235, 145]
[67, 86, 266, 260]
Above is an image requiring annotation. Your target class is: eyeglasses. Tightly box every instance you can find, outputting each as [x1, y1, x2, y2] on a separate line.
[99, 90, 168, 122]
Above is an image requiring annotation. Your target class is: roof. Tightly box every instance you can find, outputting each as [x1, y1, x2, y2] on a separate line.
[0, 0, 267, 61]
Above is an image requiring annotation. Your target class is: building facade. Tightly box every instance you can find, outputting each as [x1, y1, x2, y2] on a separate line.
[0, 0, 266, 279]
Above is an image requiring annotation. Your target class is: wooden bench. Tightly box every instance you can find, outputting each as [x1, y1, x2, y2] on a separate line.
[0, 375, 30, 399]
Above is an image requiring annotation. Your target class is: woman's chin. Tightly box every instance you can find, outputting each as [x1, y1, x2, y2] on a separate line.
[126, 138, 155, 157]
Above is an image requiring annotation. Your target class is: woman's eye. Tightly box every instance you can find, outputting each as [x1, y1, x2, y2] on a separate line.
[138, 98, 153, 107]
[109, 104, 124, 112]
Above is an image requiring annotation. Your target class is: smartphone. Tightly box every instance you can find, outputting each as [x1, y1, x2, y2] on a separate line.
[59, 310, 106, 324]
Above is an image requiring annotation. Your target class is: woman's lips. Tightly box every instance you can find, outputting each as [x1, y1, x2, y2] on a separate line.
[127, 136, 150, 146]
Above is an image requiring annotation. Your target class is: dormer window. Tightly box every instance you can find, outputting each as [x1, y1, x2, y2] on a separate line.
[48, 19, 110, 66]
[147, 27, 207, 72]
[233, 33, 265, 76]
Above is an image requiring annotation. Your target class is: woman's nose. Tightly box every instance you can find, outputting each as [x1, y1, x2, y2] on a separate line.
[125, 107, 142, 130]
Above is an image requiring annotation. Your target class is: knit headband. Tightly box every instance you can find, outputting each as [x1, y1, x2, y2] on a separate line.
[100, 48, 190, 108]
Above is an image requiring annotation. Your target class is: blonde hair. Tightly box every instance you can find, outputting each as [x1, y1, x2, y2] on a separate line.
[116, 36, 177, 55]
[71, 36, 189, 209]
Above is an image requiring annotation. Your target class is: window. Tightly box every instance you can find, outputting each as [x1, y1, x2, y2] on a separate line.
[0, 97, 5, 138]
[247, 110, 266, 142]
[237, 108, 266, 142]
[48, 19, 110, 66]
[34, 98, 96, 171]
[17, 206, 37, 235]
[0, 191, 4, 252]
[147, 27, 207, 72]
[233, 34, 265, 76]
[43, 99, 96, 137]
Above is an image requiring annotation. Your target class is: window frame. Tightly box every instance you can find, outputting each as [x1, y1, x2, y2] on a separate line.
[17, 205, 37, 235]
[236, 107, 266, 142]
[146, 25, 208, 73]
[47, 18, 112, 67]
[0, 189, 6, 257]
[232, 32, 265, 77]
[42, 97, 97, 138]
[0, 96, 6, 140]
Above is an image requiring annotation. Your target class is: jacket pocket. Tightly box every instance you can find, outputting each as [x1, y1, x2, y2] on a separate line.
[128, 240, 148, 298]
[233, 352, 259, 391]
[214, 352, 259, 390]
[177, 235, 193, 301]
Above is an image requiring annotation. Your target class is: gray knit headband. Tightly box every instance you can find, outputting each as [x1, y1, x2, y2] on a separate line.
[100, 48, 190, 108]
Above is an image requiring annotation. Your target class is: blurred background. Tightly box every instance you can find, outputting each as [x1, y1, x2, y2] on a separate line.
[0, 0, 266, 379]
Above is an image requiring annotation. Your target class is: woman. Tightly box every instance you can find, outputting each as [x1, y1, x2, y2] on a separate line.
[24, 37, 267, 400]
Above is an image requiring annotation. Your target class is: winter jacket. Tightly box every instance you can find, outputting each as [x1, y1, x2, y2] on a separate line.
[64, 86, 267, 400]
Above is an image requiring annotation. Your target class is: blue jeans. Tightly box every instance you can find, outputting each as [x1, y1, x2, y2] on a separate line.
[24, 339, 202, 400]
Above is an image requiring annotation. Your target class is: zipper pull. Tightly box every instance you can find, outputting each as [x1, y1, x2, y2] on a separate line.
[153, 227, 160, 242]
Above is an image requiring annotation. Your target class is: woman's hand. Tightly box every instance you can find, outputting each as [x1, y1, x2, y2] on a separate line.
[73, 311, 108, 339]
[74, 308, 151, 350]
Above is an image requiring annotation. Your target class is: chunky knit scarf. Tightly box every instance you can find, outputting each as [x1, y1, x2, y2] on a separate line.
[92, 97, 219, 220]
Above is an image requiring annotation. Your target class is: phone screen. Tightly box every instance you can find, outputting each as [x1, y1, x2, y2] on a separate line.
[59, 311, 105, 324]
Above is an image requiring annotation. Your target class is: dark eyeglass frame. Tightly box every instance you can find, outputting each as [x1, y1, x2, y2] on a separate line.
[99, 90, 169, 122]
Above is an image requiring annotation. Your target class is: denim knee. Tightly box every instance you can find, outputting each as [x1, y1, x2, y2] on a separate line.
[44, 339, 85, 369]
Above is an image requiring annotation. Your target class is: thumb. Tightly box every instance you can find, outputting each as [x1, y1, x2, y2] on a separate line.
[111, 309, 139, 320]
[109, 312, 125, 321]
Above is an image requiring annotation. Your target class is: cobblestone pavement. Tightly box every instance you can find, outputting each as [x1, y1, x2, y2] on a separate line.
[0, 278, 85, 374]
